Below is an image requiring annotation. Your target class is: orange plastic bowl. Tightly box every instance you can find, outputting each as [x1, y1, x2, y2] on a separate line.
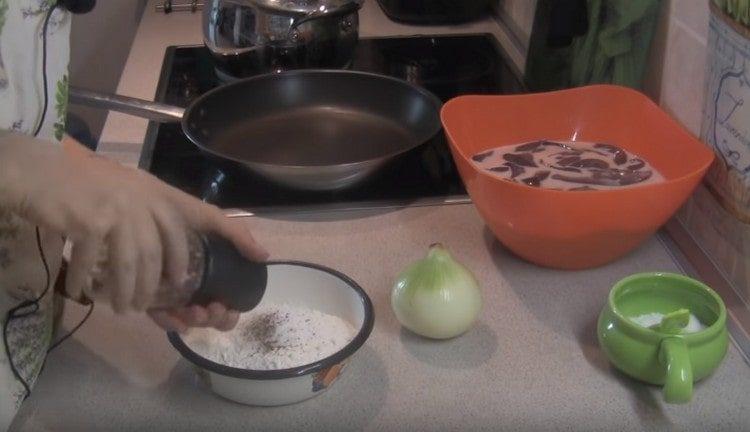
[441, 85, 714, 270]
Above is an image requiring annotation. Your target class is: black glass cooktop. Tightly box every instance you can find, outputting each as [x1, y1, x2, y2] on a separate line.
[141, 34, 524, 214]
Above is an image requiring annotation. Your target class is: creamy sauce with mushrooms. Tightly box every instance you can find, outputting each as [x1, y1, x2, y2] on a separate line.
[471, 140, 665, 190]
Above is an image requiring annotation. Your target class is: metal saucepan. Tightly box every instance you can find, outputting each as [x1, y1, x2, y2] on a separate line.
[204, 0, 362, 75]
[70, 70, 442, 191]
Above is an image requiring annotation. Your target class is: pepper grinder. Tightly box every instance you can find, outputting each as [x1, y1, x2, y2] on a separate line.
[90, 232, 267, 312]
[186, 232, 267, 311]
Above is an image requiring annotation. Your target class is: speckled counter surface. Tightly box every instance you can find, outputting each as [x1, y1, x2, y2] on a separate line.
[11, 205, 750, 431]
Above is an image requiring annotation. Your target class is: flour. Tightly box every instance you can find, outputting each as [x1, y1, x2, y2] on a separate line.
[184, 303, 357, 370]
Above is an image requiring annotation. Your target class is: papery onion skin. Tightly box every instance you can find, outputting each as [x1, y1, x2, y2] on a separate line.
[391, 244, 482, 339]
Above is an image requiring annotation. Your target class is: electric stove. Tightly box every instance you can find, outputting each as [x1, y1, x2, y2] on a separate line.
[141, 34, 524, 214]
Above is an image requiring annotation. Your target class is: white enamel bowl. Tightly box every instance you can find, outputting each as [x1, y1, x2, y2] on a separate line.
[168, 261, 374, 406]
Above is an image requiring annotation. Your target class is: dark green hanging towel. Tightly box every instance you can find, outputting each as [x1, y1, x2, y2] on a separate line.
[524, 0, 661, 92]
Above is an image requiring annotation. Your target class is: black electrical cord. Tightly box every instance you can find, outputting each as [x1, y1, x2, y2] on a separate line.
[3, 3, 95, 401]
[3, 228, 96, 400]
[46, 300, 94, 353]
[2, 228, 50, 398]
[31, 5, 56, 138]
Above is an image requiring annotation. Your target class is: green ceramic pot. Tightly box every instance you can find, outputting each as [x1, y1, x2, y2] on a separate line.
[597, 272, 728, 404]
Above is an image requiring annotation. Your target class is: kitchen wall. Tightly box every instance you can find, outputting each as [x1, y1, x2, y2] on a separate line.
[496, 0, 750, 303]
[650, 0, 750, 304]
[494, 0, 538, 52]
[646, 0, 750, 304]
[68, 0, 148, 145]
[644, 0, 709, 137]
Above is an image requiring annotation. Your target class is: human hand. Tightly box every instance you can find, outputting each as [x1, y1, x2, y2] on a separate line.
[148, 302, 240, 333]
[0, 133, 268, 319]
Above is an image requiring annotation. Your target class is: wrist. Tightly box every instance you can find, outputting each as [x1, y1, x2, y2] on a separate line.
[0, 131, 58, 209]
[0, 131, 24, 206]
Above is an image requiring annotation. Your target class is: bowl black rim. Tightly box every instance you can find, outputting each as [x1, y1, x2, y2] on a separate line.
[167, 260, 375, 380]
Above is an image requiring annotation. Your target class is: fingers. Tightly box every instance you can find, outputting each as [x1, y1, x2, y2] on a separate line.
[189, 304, 211, 324]
[175, 305, 210, 326]
[217, 309, 240, 331]
[151, 303, 239, 332]
[206, 302, 229, 328]
[203, 303, 239, 331]
[67, 209, 161, 313]
[177, 303, 217, 327]
[153, 204, 190, 287]
[109, 223, 137, 313]
[148, 310, 187, 333]
[162, 186, 269, 262]
[65, 237, 103, 301]
[132, 215, 162, 311]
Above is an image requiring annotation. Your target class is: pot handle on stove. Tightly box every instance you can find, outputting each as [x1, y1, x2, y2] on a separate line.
[69, 86, 185, 123]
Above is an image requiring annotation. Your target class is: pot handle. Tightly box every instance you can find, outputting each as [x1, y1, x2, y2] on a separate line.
[68, 86, 185, 123]
[658, 337, 693, 404]
[290, 1, 361, 31]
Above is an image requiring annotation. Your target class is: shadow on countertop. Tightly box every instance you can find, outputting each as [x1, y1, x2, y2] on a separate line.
[11, 336, 167, 431]
[158, 344, 389, 431]
[480, 226, 679, 341]
[577, 317, 674, 430]
[12, 336, 388, 431]
[481, 226, 685, 430]
[399, 322, 498, 370]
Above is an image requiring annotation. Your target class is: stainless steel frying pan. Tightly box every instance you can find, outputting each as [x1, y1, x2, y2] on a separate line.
[70, 70, 442, 191]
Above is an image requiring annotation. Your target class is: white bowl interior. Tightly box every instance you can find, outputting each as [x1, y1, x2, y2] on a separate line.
[175, 263, 370, 406]
[258, 263, 366, 331]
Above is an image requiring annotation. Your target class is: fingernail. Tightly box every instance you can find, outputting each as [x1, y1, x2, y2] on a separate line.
[252, 248, 270, 262]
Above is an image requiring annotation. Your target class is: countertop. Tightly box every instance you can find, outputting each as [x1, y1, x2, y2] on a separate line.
[14, 1, 750, 430]
[11, 205, 750, 431]
[96, 0, 525, 166]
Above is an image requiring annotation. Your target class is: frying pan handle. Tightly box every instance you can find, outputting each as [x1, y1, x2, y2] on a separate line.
[68, 86, 185, 123]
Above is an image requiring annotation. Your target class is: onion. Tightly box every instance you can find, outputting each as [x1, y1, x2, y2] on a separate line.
[391, 244, 482, 339]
